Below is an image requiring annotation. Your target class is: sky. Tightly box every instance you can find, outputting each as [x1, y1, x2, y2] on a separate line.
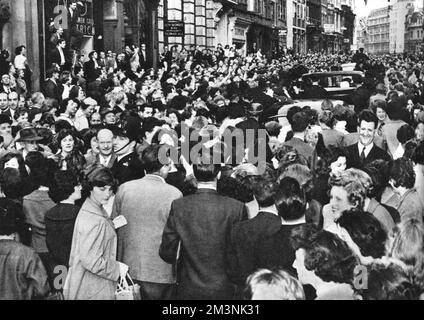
[355, 0, 423, 18]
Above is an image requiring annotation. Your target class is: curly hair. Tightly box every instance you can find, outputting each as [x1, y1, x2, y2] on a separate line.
[388, 219, 424, 292]
[357, 262, 418, 300]
[275, 177, 307, 221]
[275, 145, 308, 173]
[390, 157, 416, 189]
[331, 174, 367, 210]
[49, 170, 80, 203]
[337, 208, 388, 259]
[302, 229, 359, 284]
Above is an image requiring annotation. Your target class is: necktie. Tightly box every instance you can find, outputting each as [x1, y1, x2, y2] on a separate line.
[360, 148, 366, 163]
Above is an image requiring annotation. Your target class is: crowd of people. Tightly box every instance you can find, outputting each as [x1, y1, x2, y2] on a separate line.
[1, 39, 424, 301]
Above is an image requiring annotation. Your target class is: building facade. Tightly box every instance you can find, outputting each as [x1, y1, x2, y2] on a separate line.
[287, 0, 307, 53]
[306, 0, 354, 53]
[364, 6, 390, 55]
[306, 0, 323, 52]
[1, 0, 160, 90]
[157, 0, 286, 57]
[390, 0, 415, 53]
[405, 10, 424, 54]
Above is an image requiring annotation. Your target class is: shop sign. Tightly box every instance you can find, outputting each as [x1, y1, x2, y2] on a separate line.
[164, 21, 185, 37]
[51, 0, 94, 36]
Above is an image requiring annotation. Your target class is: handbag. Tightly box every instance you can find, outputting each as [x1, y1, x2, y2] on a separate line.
[115, 274, 141, 300]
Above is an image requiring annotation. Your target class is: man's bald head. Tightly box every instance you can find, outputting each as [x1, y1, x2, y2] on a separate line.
[97, 128, 114, 157]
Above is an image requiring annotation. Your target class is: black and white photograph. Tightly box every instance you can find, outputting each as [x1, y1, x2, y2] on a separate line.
[0, 0, 424, 308]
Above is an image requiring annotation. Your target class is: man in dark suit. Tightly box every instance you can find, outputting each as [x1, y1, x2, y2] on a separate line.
[49, 39, 68, 72]
[139, 43, 147, 70]
[160, 153, 247, 300]
[42, 68, 61, 102]
[84, 51, 100, 84]
[305, 75, 328, 99]
[67, 0, 84, 51]
[346, 110, 391, 170]
[227, 176, 282, 297]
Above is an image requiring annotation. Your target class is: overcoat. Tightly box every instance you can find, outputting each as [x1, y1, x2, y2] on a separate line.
[64, 197, 120, 300]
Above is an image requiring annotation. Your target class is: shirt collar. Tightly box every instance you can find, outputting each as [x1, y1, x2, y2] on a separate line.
[358, 141, 373, 155]
[145, 174, 166, 184]
[281, 216, 306, 226]
[197, 183, 217, 191]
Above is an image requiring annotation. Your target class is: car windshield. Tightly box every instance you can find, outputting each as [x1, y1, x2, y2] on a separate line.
[302, 74, 363, 89]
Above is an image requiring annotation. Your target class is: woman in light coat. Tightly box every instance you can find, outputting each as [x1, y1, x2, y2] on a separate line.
[64, 168, 128, 300]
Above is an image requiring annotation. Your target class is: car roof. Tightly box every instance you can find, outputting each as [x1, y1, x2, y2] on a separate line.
[302, 71, 365, 77]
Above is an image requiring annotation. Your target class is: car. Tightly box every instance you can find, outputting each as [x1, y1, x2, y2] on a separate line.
[296, 71, 365, 102]
[270, 99, 345, 128]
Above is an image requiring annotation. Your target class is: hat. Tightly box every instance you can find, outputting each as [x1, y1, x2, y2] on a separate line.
[111, 118, 141, 142]
[248, 103, 264, 116]
[0, 114, 12, 126]
[16, 128, 43, 142]
[100, 108, 115, 118]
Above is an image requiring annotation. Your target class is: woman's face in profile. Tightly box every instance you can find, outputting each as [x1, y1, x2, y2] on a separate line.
[292, 249, 315, 285]
[329, 186, 353, 219]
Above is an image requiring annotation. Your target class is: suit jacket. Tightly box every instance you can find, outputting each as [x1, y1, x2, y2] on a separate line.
[283, 137, 315, 167]
[49, 47, 66, 69]
[113, 175, 183, 284]
[43, 79, 61, 102]
[160, 189, 247, 300]
[227, 211, 282, 288]
[346, 143, 391, 170]
[111, 152, 145, 186]
[84, 153, 117, 177]
[84, 60, 100, 83]
[321, 128, 344, 149]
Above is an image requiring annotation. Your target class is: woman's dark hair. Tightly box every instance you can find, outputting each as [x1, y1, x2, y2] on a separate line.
[390, 157, 416, 189]
[0, 168, 24, 199]
[250, 175, 277, 208]
[25, 152, 58, 188]
[275, 177, 306, 221]
[412, 141, 424, 165]
[166, 108, 182, 123]
[317, 146, 348, 176]
[80, 128, 99, 154]
[217, 175, 253, 203]
[49, 170, 80, 203]
[141, 144, 165, 174]
[291, 227, 359, 284]
[386, 99, 406, 121]
[357, 262, 418, 300]
[56, 129, 77, 151]
[15, 45, 25, 56]
[370, 99, 387, 115]
[337, 208, 388, 259]
[83, 167, 117, 196]
[397, 124, 415, 145]
[39, 113, 57, 127]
